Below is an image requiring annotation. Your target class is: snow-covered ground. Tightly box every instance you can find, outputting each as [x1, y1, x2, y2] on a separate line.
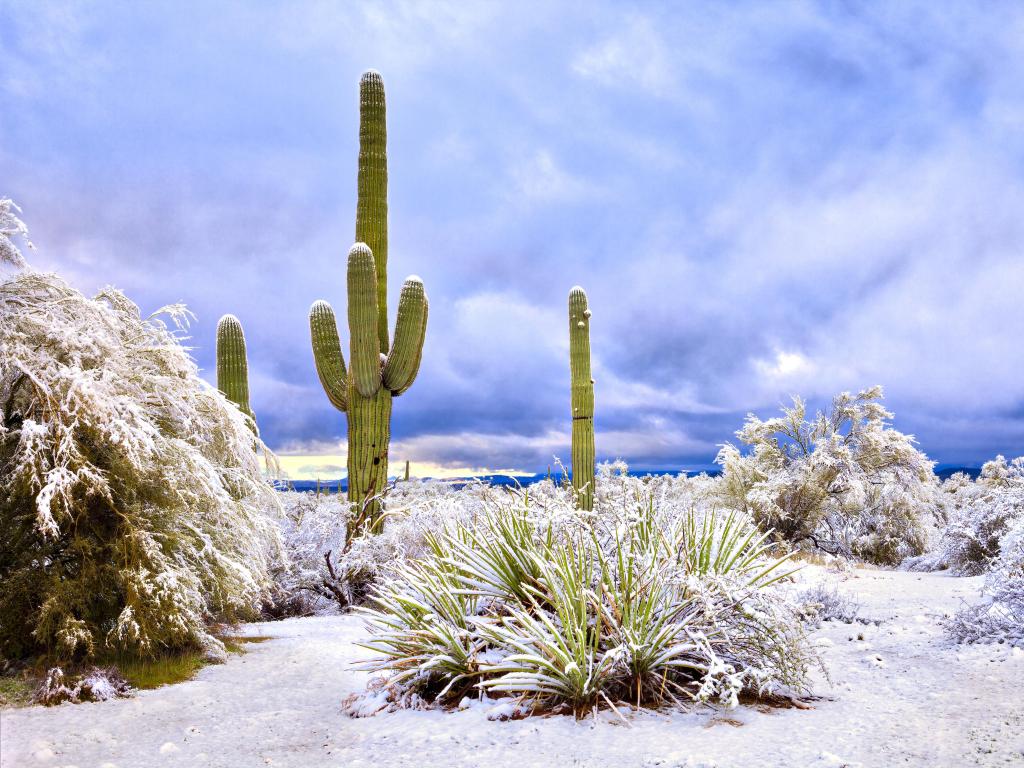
[3, 569, 1023, 768]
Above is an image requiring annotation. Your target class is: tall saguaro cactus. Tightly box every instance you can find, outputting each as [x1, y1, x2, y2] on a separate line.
[309, 71, 428, 527]
[569, 287, 595, 510]
[216, 314, 256, 430]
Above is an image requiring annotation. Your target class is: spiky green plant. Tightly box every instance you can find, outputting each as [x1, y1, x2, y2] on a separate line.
[216, 314, 256, 429]
[569, 286, 594, 510]
[309, 71, 428, 529]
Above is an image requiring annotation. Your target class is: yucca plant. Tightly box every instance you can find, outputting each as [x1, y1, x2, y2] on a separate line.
[350, 485, 814, 719]
[356, 558, 482, 703]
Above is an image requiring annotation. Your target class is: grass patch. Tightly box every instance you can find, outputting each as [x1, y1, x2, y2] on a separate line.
[0, 675, 37, 708]
[113, 652, 207, 690]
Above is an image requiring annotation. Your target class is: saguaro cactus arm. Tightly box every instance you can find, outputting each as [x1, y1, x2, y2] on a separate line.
[348, 242, 382, 397]
[382, 276, 428, 395]
[309, 300, 348, 411]
[216, 313, 255, 423]
[357, 70, 389, 354]
[569, 286, 595, 511]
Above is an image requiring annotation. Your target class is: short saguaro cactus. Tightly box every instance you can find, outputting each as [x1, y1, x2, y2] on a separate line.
[216, 313, 256, 432]
[569, 286, 595, 510]
[309, 71, 428, 529]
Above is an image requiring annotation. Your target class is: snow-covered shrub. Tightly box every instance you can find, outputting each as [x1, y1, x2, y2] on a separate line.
[916, 457, 1024, 575]
[270, 480, 509, 615]
[348, 480, 813, 718]
[947, 516, 1024, 647]
[32, 666, 132, 705]
[794, 582, 861, 627]
[0, 267, 281, 660]
[717, 387, 936, 565]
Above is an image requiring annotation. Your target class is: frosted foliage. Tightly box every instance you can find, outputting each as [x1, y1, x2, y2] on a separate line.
[0, 271, 282, 659]
[0, 198, 32, 269]
[271, 464, 725, 615]
[716, 387, 937, 565]
[915, 456, 1024, 647]
[272, 480, 514, 614]
[915, 457, 1024, 576]
[948, 514, 1024, 648]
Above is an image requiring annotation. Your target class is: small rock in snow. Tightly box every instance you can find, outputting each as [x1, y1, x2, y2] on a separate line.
[159, 742, 180, 755]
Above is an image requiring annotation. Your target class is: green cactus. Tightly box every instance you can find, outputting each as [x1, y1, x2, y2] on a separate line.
[569, 287, 594, 510]
[310, 71, 428, 528]
[216, 314, 257, 432]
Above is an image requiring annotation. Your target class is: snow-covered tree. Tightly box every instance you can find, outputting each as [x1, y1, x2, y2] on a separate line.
[716, 386, 936, 565]
[0, 224, 281, 660]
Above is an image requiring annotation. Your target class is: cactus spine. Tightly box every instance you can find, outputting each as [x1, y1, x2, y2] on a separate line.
[309, 71, 428, 528]
[569, 287, 594, 510]
[216, 314, 256, 431]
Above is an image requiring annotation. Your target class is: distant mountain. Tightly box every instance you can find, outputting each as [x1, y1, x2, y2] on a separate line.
[276, 464, 981, 494]
[934, 465, 982, 480]
[274, 468, 721, 494]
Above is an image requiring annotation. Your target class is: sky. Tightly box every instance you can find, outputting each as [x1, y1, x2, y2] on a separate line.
[3, 1, 1024, 479]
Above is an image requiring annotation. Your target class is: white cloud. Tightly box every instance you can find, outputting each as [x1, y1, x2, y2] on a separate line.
[572, 16, 673, 97]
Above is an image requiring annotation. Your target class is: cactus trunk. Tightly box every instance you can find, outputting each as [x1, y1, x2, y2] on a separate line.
[569, 287, 594, 510]
[347, 383, 392, 529]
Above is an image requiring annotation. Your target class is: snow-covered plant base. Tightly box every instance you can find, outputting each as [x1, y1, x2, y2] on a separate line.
[32, 666, 132, 706]
[0, 270, 281, 660]
[347, 482, 814, 718]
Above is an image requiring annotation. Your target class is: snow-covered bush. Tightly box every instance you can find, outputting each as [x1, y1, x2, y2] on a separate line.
[347, 477, 813, 718]
[0, 265, 281, 660]
[794, 582, 861, 627]
[270, 480, 518, 615]
[947, 516, 1024, 648]
[717, 387, 936, 565]
[915, 457, 1024, 575]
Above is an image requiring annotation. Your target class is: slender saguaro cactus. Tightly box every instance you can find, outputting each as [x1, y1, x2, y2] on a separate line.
[216, 314, 256, 431]
[309, 71, 428, 528]
[569, 287, 595, 510]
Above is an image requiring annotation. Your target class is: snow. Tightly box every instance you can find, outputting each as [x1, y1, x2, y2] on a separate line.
[3, 569, 1023, 767]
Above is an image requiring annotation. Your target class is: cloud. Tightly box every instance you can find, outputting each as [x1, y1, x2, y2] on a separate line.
[5, 1, 1024, 473]
[572, 15, 674, 97]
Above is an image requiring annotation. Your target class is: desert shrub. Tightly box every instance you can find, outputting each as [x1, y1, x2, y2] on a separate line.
[947, 515, 1024, 647]
[0, 262, 281, 661]
[914, 457, 1024, 576]
[269, 480, 507, 615]
[717, 387, 937, 565]
[348, 485, 813, 718]
[794, 582, 861, 627]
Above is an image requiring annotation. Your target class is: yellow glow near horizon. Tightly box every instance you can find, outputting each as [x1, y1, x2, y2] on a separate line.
[273, 452, 532, 481]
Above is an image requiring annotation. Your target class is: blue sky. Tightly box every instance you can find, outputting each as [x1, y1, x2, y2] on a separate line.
[3, 1, 1024, 478]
